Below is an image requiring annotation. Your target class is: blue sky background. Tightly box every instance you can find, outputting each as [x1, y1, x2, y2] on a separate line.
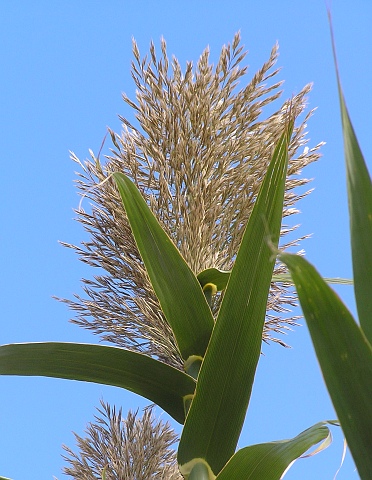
[1, 1, 371, 478]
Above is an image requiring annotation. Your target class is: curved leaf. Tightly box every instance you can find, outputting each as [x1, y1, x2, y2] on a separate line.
[272, 273, 352, 285]
[215, 422, 331, 480]
[197, 267, 352, 290]
[331, 31, 372, 344]
[197, 268, 230, 291]
[280, 252, 372, 479]
[178, 121, 293, 476]
[0, 342, 195, 424]
[113, 173, 214, 360]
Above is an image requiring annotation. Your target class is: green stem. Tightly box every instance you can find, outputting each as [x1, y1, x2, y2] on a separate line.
[202, 283, 217, 309]
[189, 462, 213, 480]
[184, 355, 203, 380]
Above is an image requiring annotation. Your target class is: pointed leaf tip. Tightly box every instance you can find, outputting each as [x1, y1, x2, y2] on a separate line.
[113, 173, 214, 360]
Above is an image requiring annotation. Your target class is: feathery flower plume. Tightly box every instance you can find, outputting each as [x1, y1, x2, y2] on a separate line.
[61, 33, 323, 369]
[62, 402, 181, 479]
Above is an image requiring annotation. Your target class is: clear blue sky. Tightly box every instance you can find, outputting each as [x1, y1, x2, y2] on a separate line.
[1, 1, 371, 478]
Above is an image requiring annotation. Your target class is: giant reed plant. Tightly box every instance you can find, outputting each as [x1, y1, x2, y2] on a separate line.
[62, 33, 322, 368]
[0, 34, 336, 479]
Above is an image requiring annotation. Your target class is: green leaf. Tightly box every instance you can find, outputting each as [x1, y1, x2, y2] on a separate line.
[272, 274, 352, 286]
[0, 342, 195, 424]
[197, 267, 352, 290]
[215, 422, 331, 480]
[280, 252, 372, 479]
[113, 173, 214, 360]
[197, 268, 230, 291]
[331, 19, 372, 344]
[178, 121, 293, 476]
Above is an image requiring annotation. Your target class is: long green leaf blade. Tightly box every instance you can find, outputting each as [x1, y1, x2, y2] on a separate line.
[113, 173, 214, 360]
[0, 342, 195, 424]
[280, 252, 372, 478]
[272, 274, 352, 285]
[339, 92, 372, 343]
[332, 24, 372, 344]
[216, 422, 331, 480]
[178, 122, 293, 476]
[197, 267, 352, 290]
